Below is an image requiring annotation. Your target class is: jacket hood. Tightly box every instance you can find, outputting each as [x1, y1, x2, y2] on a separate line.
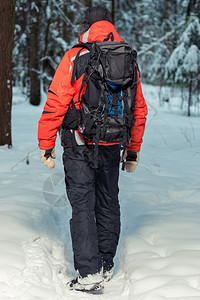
[79, 21, 123, 44]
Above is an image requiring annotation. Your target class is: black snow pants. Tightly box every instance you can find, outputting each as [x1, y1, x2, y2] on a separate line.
[63, 144, 121, 278]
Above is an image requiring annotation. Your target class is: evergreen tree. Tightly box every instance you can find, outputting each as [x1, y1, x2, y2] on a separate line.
[165, 17, 200, 116]
[12, 0, 200, 116]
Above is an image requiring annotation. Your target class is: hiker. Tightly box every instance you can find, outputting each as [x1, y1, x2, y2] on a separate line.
[38, 6, 147, 292]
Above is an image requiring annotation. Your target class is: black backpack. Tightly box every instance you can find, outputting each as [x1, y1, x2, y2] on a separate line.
[62, 33, 138, 167]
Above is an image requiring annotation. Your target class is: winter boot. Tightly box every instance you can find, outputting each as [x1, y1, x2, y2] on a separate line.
[103, 260, 114, 282]
[103, 267, 114, 282]
[67, 271, 104, 292]
[68, 277, 103, 292]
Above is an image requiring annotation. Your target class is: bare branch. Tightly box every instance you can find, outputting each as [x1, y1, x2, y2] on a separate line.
[52, 0, 77, 28]
[30, 68, 53, 81]
[11, 148, 38, 170]
[40, 56, 57, 70]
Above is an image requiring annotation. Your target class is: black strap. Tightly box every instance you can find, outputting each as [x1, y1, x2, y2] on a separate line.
[122, 90, 131, 122]
[71, 43, 92, 85]
[72, 43, 92, 51]
[122, 126, 128, 147]
[103, 32, 114, 41]
[83, 114, 95, 137]
[93, 122, 101, 169]
[71, 130, 78, 156]
[102, 86, 109, 137]
[112, 93, 118, 117]
[121, 148, 126, 171]
[125, 87, 135, 142]
[78, 72, 88, 103]
[120, 90, 130, 150]
[71, 48, 83, 84]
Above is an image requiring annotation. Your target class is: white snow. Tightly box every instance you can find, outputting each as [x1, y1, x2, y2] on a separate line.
[183, 45, 199, 74]
[165, 16, 200, 85]
[0, 85, 200, 299]
[46, 6, 51, 20]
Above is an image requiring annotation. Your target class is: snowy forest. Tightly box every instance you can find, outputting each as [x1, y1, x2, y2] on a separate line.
[13, 0, 200, 106]
[1, 2, 200, 299]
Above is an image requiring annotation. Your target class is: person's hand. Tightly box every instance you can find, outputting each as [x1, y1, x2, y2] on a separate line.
[40, 148, 56, 169]
[121, 150, 139, 172]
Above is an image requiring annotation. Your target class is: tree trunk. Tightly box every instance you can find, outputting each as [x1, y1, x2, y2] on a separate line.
[164, 0, 170, 21]
[42, 0, 51, 92]
[188, 79, 192, 117]
[62, 1, 75, 45]
[62, 1, 70, 44]
[44, 0, 50, 57]
[180, 85, 184, 110]
[112, 0, 115, 25]
[0, 0, 16, 147]
[172, 0, 178, 49]
[29, 0, 41, 106]
[187, 0, 195, 19]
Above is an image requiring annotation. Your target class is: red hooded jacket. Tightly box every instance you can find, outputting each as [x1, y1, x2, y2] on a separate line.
[38, 21, 148, 152]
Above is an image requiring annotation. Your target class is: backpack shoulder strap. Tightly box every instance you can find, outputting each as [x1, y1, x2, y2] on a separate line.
[71, 43, 92, 85]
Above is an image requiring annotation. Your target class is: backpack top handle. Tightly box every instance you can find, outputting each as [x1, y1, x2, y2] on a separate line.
[103, 32, 114, 42]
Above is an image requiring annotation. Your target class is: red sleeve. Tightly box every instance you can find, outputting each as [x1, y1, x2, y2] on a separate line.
[126, 72, 148, 152]
[38, 51, 75, 150]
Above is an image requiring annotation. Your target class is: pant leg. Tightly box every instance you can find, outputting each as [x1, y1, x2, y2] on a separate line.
[63, 146, 102, 278]
[95, 145, 121, 270]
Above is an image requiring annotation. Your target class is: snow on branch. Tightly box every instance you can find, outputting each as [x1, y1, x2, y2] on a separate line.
[138, 21, 185, 57]
[40, 56, 57, 71]
[30, 68, 53, 81]
[52, 0, 77, 28]
[72, 0, 86, 8]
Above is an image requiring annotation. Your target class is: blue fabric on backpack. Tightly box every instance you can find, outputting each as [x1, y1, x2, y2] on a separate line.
[106, 81, 123, 117]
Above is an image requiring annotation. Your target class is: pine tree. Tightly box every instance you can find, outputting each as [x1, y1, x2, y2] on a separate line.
[165, 17, 200, 116]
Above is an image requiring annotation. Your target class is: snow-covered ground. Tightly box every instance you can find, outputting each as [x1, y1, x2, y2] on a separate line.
[0, 85, 200, 300]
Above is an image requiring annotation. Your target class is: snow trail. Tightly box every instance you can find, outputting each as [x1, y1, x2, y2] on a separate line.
[0, 86, 200, 299]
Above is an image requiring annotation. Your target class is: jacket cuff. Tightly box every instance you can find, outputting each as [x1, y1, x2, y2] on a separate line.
[39, 141, 55, 150]
[126, 151, 138, 161]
